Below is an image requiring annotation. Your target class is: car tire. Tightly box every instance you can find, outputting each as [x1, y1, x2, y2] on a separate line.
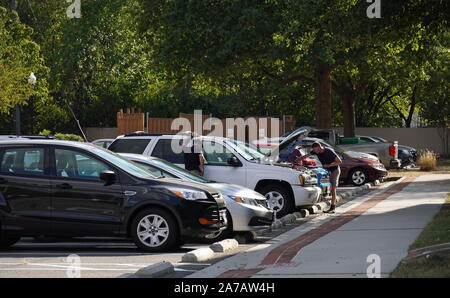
[260, 184, 294, 219]
[203, 211, 234, 243]
[131, 208, 179, 252]
[349, 168, 368, 186]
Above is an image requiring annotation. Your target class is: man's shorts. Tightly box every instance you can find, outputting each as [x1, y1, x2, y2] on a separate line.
[329, 167, 341, 187]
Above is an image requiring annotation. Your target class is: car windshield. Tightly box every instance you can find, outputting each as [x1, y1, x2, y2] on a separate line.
[150, 158, 210, 183]
[225, 140, 266, 161]
[89, 147, 158, 179]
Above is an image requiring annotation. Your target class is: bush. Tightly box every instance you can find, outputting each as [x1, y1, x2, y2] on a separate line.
[418, 150, 437, 171]
[54, 133, 84, 142]
[39, 130, 84, 142]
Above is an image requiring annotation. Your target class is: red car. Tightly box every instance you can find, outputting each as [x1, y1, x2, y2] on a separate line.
[296, 141, 388, 186]
[254, 137, 388, 186]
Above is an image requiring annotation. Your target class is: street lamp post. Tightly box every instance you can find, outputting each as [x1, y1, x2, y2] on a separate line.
[15, 72, 37, 136]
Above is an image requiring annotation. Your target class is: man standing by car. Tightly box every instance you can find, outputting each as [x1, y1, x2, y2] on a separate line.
[297, 142, 342, 213]
[183, 132, 205, 176]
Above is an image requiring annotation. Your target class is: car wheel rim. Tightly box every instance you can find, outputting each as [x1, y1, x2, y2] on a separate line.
[352, 171, 366, 185]
[205, 230, 223, 239]
[265, 191, 284, 212]
[137, 215, 169, 247]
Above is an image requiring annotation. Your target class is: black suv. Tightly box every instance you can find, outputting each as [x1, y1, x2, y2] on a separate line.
[0, 140, 227, 251]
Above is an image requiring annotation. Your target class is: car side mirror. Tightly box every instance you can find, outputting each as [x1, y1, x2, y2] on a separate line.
[100, 170, 116, 186]
[227, 156, 242, 167]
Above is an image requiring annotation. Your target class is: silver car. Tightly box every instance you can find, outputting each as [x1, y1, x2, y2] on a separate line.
[119, 153, 274, 241]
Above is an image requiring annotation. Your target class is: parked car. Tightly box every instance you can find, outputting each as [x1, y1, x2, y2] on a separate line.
[0, 140, 227, 251]
[119, 153, 273, 241]
[91, 139, 114, 149]
[279, 137, 388, 186]
[109, 131, 326, 218]
[357, 136, 417, 168]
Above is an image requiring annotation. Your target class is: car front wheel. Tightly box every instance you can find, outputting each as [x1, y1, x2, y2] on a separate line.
[131, 208, 179, 252]
[349, 168, 368, 186]
[260, 184, 294, 218]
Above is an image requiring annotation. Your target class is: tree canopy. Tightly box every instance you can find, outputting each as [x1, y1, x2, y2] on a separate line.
[0, 0, 448, 138]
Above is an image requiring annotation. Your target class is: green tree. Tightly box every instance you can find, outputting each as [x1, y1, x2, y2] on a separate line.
[0, 7, 48, 114]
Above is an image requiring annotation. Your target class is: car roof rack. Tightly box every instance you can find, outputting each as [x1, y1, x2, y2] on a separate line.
[123, 132, 164, 137]
[0, 135, 54, 140]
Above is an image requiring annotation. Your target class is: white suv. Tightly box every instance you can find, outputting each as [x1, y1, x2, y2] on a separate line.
[109, 131, 324, 217]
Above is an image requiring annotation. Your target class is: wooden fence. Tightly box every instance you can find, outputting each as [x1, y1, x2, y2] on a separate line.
[117, 109, 145, 136]
[117, 110, 295, 142]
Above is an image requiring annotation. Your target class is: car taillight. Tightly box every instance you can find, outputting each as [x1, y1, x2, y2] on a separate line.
[389, 145, 396, 157]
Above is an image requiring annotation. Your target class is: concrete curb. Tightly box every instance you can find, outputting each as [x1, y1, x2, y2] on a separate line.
[117, 261, 174, 278]
[182, 247, 215, 263]
[135, 261, 174, 278]
[180, 238, 241, 263]
[210, 239, 239, 253]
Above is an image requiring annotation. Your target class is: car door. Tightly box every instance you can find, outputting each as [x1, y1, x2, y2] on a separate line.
[0, 146, 52, 235]
[49, 147, 125, 236]
[201, 140, 246, 186]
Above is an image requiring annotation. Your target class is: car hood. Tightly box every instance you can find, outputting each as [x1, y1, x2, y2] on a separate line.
[155, 177, 220, 195]
[207, 183, 267, 201]
[265, 126, 311, 157]
[344, 151, 380, 162]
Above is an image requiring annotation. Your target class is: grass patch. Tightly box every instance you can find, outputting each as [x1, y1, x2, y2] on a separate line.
[390, 193, 450, 278]
[390, 255, 450, 278]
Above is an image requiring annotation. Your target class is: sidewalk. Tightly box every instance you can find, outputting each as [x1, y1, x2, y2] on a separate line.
[187, 174, 450, 278]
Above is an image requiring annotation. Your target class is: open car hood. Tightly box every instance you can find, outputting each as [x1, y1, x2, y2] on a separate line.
[265, 126, 311, 158]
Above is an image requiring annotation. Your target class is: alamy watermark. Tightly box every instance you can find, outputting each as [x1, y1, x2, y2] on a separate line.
[366, 0, 381, 19]
[366, 254, 381, 278]
[66, 0, 81, 19]
[65, 254, 81, 278]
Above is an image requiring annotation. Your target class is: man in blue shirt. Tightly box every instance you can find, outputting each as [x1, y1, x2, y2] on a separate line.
[297, 142, 342, 213]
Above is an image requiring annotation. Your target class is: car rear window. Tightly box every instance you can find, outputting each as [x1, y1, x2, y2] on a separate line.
[108, 138, 151, 154]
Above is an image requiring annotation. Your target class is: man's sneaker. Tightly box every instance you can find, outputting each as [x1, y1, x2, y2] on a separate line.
[323, 205, 336, 214]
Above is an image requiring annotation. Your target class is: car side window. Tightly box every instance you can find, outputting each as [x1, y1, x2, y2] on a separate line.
[55, 149, 109, 180]
[151, 139, 185, 164]
[202, 141, 235, 166]
[0, 148, 45, 175]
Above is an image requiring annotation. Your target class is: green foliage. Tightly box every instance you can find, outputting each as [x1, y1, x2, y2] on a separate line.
[39, 129, 84, 142]
[0, 7, 49, 114]
[0, 0, 447, 135]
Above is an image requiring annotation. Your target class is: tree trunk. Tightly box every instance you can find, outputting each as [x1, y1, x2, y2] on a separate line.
[342, 90, 356, 137]
[314, 66, 333, 129]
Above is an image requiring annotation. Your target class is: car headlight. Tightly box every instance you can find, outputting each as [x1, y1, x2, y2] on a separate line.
[169, 188, 208, 200]
[370, 163, 386, 170]
[299, 174, 317, 186]
[227, 195, 260, 206]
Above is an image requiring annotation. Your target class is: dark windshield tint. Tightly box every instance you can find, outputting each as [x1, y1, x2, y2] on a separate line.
[108, 139, 151, 154]
[151, 139, 185, 164]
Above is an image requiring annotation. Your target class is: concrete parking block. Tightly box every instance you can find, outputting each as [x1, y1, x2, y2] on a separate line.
[307, 205, 319, 214]
[210, 239, 239, 253]
[298, 209, 310, 217]
[182, 248, 215, 263]
[293, 211, 304, 219]
[134, 261, 174, 278]
[316, 202, 330, 211]
[280, 214, 296, 225]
